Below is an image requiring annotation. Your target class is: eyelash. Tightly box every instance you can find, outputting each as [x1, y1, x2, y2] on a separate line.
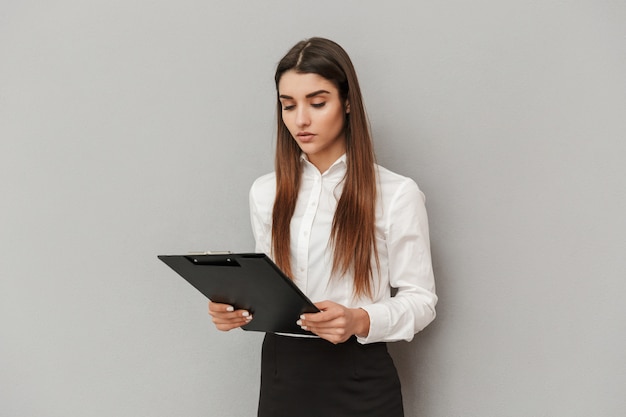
[282, 102, 326, 111]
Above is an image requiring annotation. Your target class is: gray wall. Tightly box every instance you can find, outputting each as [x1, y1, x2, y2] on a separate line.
[2, 1, 625, 416]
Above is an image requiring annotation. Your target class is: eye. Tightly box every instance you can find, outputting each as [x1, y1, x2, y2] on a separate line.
[311, 102, 326, 108]
[282, 104, 295, 111]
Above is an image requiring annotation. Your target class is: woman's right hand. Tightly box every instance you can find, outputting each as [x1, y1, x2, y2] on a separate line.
[208, 301, 253, 331]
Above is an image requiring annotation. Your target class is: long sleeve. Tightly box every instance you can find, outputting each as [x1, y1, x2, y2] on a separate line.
[358, 178, 437, 343]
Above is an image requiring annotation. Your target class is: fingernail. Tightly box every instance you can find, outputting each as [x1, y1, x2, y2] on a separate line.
[246, 315, 253, 321]
[226, 306, 234, 312]
[296, 320, 302, 326]
[300, 314, 305, 320]
[301, 325, 308, 330]
[242, 311, 250, 317]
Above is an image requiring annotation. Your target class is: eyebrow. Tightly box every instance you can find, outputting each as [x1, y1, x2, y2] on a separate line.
[278, 90, 331, 100]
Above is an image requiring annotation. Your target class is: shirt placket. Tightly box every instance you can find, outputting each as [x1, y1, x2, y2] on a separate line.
[295, 172, 321, 293]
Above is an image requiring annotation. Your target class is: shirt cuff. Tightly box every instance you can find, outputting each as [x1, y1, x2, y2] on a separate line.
[355, 303, 391, 344]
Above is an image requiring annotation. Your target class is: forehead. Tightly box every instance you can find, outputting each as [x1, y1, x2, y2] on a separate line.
[277, 70, 338, 97]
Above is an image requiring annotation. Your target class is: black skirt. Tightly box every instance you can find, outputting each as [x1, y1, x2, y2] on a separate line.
[258, 333, 404, 417]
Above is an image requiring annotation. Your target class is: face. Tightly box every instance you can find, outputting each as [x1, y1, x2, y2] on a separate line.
[278, 70, 349, 172]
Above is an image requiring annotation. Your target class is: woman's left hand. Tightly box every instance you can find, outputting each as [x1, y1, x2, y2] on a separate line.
[297, 300, 370, 344]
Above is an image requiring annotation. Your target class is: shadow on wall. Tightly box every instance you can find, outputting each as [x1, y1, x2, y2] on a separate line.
[387, 237, 449, 413]
[388, 322, 442, 414]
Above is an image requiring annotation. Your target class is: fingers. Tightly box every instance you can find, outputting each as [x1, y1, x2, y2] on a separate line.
[297, 302, 350, 344]
[208, 301, 236, 313]
[303, 322, 351, 344]
[297, 301, 370, 344]
[208, 301, 253, 331]
[300, 301, 343, 326]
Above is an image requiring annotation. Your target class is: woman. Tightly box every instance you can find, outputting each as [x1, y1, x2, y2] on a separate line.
[209, 37, 437, 417]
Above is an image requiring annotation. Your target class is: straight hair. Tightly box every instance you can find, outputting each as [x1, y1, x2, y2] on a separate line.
[272, 37, 379, 298]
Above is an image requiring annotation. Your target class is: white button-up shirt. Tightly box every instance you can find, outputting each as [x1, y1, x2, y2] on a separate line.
[249, 154, 437, 343]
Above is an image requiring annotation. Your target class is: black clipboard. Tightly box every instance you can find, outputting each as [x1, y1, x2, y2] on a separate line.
[158, 253, 319, 335]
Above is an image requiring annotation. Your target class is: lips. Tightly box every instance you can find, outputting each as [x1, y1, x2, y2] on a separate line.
[297, 132, 315, 142]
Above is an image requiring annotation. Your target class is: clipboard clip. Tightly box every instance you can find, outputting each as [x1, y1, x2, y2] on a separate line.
[185, 251, 241, 267]
[187, 250, 233, 255]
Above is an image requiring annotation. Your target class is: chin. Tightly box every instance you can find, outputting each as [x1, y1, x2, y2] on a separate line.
[297, 144, 319, 154]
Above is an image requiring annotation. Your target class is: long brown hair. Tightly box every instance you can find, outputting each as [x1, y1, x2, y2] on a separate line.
[272, 37, 379, 298]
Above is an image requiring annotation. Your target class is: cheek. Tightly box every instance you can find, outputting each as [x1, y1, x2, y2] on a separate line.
[329, 111, 346, 132]
[281, 113, 298, 136]
[281, 111, 293, 128]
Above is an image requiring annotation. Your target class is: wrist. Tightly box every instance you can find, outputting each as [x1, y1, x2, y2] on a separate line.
[353, 308, 370, 338]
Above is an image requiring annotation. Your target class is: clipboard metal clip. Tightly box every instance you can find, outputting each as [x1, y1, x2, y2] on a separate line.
[187, 250, 233, 255]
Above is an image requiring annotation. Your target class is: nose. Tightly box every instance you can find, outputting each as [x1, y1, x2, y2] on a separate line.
[295, 106, 310, 128]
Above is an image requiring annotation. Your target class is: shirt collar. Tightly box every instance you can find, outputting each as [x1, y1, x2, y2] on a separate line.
[300, 153, 347, 179]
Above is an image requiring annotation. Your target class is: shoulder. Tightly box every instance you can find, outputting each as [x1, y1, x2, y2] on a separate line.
[249, 172, 276, 210]
[251, 171, 275, 191]
[375, 164, 424, 203]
